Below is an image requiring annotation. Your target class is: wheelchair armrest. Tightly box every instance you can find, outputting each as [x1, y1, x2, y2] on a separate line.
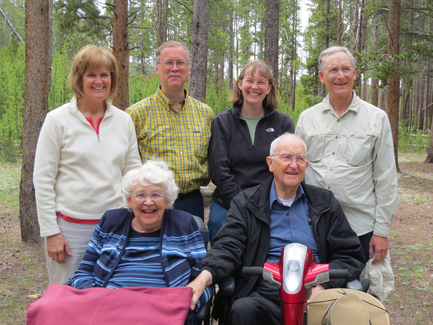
[346, 279, 363, 291]
[194, 296, 212, 321]
[346, 279, 370, 292]
[218, 277, 235, 296]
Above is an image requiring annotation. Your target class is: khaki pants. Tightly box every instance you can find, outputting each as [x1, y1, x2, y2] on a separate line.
[45, 216, 97, 284]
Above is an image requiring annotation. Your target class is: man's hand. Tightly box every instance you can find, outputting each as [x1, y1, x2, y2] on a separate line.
[186, 270, 213, 310]
[369, 235, 388, 263]
[46, 233, 72, 264]
[308, 284, 325, 302]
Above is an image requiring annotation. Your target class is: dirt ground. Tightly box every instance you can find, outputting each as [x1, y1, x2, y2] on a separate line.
[0, 157, 432, 324]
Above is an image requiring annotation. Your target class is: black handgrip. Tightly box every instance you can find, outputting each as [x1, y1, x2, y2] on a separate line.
[329, 269, 350, 279]
[241, 266, 264, 277]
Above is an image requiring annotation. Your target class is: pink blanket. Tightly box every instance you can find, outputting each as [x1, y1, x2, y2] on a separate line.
[27, 283, 192, 325]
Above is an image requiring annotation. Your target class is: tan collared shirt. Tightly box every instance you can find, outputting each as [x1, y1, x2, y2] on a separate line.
[296, 92, 398, 237]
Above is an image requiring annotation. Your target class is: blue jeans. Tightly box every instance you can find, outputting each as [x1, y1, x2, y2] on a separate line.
[208, 201, 228, 244]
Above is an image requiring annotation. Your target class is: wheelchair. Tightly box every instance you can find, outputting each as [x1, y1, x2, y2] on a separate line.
[206, 243, 386, 325]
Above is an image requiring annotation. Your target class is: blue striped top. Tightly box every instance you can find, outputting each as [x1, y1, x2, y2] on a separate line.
[107, 229, 166, 289]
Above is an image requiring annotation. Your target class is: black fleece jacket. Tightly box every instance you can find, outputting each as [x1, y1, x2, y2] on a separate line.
[209, 104, 294, 210]
[201, 177, 365, 302]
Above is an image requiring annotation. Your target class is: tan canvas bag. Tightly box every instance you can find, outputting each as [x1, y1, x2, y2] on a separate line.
[308, 288, 390, 325]
[320, 294, 369, 325]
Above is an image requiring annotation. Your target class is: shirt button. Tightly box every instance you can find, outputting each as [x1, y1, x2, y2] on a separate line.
[332, 152, 335, 155]
[335, 136, 338, 139]
[330, 168, 332, 171]
[328, 187, 331, 189]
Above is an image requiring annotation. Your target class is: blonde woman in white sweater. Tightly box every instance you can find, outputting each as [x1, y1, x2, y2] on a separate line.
[33, 45, 142, 284]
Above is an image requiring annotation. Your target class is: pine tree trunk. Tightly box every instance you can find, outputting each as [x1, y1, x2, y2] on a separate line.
[189, 0, 209, 102]
[112, 0, 129, 110]
[370, 16, 379, 107]
[20, 0, 51, 244]
[386, 0, 401, 172]
[228, 10, 234, 89]
[264, 0, 280, 85]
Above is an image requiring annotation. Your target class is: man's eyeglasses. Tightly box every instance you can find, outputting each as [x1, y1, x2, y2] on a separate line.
[272, 153, 307, 165]
[158, 61, 188, 68]
[132, 191, 165, 202]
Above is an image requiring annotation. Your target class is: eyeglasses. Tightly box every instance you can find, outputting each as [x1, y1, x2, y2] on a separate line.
[132, 191, 165, 202]
[158, 61, 188, 68]
[272, 153, 307, 165]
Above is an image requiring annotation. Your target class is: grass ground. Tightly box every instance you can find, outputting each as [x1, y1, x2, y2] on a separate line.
[0, 153, 432, 324]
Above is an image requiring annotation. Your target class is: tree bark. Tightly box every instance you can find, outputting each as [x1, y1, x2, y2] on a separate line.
[337, 0, 342, 45]
[370, 15, 380, 107]
[189, 0, 209, 102]
[264, 0, 280, 85]
[386, 0, 401, 172]
[20, 0, 51, 244]
[112, 0, 129, 110]
[425, 118, 433, 163]
[156, 0, 163, 47]
[228, 10, 234, 89]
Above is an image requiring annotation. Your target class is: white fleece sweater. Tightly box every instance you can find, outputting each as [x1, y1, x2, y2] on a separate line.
[34, 96, 142, 237]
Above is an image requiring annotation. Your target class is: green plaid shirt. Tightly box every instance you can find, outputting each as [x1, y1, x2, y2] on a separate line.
[126, 87, 214, 194]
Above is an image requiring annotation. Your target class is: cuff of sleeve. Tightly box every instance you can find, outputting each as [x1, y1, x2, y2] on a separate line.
[40, 228, 61, 238]
[373, 223, 391, 238]
[200, 266, 217, 285]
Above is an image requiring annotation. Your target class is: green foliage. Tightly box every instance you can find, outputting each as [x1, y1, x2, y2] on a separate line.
[129, 74, 161, 106]
[205, 83, 231, 115]
[398, 125, 430, 154]
[49, 43, 74, 111]
[52, 0, 111, 52]
[0, 41, 24, 162]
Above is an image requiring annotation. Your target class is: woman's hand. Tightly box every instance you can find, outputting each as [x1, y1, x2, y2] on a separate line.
[187, 270, 213, 310]
[46, 233, 72, 264]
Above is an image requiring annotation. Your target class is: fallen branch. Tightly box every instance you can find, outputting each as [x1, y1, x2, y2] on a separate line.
[0, 7, 24, 43]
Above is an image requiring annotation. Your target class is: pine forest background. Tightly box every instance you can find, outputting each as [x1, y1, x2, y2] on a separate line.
[0, 0, 432, 162]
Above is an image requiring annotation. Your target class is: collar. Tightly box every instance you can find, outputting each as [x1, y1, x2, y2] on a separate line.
[269, 179, 305, 208]
[155, 86, 188, 111]
[321, 90, 360, 116]
[68, 95, 114, 121]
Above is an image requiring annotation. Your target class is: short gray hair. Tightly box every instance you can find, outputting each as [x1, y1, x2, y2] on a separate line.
[269, 133, 307, 156]
[318, 46, 356, 72]
[122, 160, 178, 209]
[155, 41, 190, 66]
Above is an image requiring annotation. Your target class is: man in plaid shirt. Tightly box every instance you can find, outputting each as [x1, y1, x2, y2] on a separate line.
[126, 41, 214, 220]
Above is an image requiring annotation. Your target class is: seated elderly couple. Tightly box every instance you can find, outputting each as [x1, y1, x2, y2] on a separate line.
[29, 133, 364, 325]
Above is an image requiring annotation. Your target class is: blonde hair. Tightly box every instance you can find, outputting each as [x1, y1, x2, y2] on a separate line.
[68, 45, 118, 99]
[230, 60, 279, 109]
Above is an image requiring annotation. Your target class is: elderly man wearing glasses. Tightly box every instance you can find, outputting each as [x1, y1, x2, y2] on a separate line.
[187, 133, 365, 325]
[126, 41, 214, 221]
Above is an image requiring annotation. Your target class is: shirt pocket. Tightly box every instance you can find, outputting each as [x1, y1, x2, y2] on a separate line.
[346, 135, 374, 166]
[304, 134, 325, 163]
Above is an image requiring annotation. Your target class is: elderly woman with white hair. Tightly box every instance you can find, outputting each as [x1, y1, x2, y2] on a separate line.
[68, 160, 213, 322]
